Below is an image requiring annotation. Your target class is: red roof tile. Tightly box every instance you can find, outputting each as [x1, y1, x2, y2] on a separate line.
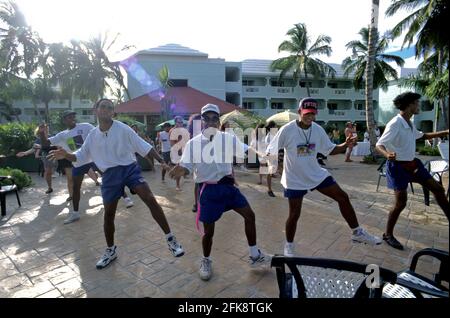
[115, 87, 240, 115]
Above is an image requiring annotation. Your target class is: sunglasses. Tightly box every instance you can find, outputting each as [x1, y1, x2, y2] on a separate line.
[202, 115, 220, 123]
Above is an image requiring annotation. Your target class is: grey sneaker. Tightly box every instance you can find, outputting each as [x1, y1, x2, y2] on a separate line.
[352, 228, 382, 246]
[96, 246, 117, 269]
[167, 236, 185, 257]
[249, 250, 272, 268]
[199, 257, 212, 281]
[64, 211, 80, 224]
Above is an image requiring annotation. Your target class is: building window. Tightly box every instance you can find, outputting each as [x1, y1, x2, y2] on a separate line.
[327, 82, 338, 89]
[242, 80, 255, 86]
[271, 102, 283, 109]
[170, 79, 188, 87]
[421, 100, 433, 111]
[271, 80, 284, 87]
[243, 102, 254, 109]
[299, 81, 312, 88]
[328, 103, 338, 110]
[81, 109, 93, 116]
[355, 103, 364, 110]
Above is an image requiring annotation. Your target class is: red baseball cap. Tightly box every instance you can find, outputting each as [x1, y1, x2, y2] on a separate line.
[298, 98, 318, 115]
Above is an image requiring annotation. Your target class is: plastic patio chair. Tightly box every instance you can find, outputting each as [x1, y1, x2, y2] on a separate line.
[376, 159, 414, 193]
[382, 248, 449, 298]
[422, 159, 449, 205]
[271, 255, 397, 298]
[0, 176, 21, 217]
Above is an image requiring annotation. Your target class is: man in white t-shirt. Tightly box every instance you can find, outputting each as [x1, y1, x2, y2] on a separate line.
[267, 98, 382, 257]
[49, 99, 185, 269]
[376, 92, 449, 250]
[39, 110, 134, 225]
[169, 103, 271, 281]
[158, 123, 172, 182]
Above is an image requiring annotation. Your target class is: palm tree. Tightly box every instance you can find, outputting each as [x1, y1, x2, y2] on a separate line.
[0, 0, 42, 79]
[80, 32, 134, 101]
[364, 0, 381, 155]
[342, 27, 405, 91]
[270, 23, 336, 97]
[400, 51, 449, 128]
[158, 65, 173, 122]
[386, 0, 448, 58]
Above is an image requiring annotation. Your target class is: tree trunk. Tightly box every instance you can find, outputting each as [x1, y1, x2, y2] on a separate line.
[365, 0, 379, 156]
[304, 69, 311, 97]
[45, 102, 50, 124]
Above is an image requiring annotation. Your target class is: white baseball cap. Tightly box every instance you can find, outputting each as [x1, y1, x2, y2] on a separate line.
[201, 103, 220, 115]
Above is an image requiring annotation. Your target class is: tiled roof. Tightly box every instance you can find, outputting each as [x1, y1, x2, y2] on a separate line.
[115, 86, 240, 115]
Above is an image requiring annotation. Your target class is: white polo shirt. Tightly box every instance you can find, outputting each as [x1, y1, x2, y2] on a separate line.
[74, 120, 152, 172]
[376, 114, 424, 161]
[266, 120, 336, 190]
[180, 131, 248, 183]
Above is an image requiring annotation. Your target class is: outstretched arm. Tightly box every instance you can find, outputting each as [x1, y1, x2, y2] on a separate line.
[47, 147, 77, 162]
[329, 135, 357, 155]
[423, 129, 449, 140]
[145, 148, 170, 171]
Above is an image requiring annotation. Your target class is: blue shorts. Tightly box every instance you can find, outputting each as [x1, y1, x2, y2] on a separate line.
[284, 176, 337, 199]
[101, 162, 146, 204]
[72, 162, 99, 177]
[386, 158, 431, 191]
[198, 183, 249, 224]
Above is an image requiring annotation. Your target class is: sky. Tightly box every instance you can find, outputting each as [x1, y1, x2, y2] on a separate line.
[15, 0, 420, 67]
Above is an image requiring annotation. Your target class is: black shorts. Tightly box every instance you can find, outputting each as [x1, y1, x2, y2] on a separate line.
[58, 159, 73, 170]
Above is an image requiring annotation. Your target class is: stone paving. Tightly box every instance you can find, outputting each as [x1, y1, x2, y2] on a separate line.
[0, 154, 448, 298]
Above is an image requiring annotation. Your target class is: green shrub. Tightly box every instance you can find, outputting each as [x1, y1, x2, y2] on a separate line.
[361, 154, 384, 165]
[418, 146, 441, 156]
[0, 167, 32, 190]
[0, 122, 36, 156]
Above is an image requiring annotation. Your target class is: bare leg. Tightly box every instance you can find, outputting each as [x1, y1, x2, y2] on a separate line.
[286, 197, 303, 242]
[345, 147, 353, 162]
[385, 190, 407, 236]
[72, 174, 84, 212]
[44, 167, 52, 190]
[131, 183, 171, 234]
[87, 168, 99, 184]
[233, 205, 257, 246]
[417, 178, 449, 220]
[64, 167, 73, 198]
[267, 174, 273, 192]
[316, 183, 359, 229]
[202, 222, 215, 257]
[103, 199, 119, 247]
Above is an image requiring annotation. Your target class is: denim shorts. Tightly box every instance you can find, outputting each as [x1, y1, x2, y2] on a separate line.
[101, 162, 146, 204]
[198, 182, 248, 224]
[386, 158, 431, 191]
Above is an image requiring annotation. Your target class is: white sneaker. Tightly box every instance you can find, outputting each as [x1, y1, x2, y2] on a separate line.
[284, 243, 295, 257]
[352, 228, 382, 246]
[199, 257, 212, 281]
[167, 236, 185, 257]
[123, 197, 134, 208]
[96, 245, 117, 269]
[249, 250, 272, 268]
[63, 211, 80, 224]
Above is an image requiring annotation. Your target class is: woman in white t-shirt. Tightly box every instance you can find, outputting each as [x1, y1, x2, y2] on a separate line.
[267, 98, 382, 257]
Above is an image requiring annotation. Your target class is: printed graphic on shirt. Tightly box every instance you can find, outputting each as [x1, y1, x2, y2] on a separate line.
[66, 134, 85, 151]
[297, 143, 315, 156]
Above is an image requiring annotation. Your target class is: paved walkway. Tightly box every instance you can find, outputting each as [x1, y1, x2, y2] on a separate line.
[0, 154, 448, 298]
